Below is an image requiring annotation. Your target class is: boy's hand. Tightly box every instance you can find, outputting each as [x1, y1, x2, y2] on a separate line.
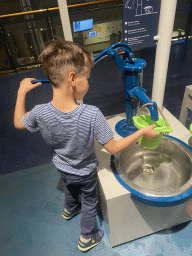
[14, 78, 42, 130]
[142, 124, 160, 139]
[18, 78, 42, 94]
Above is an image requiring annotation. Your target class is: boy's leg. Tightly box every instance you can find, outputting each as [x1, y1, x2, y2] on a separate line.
[62, 183, 81, 220]
[80, 171, 98, 238]
[59, 171, 80, 218]
[78, 171, 104, 251]
[64, 183, 80, 212]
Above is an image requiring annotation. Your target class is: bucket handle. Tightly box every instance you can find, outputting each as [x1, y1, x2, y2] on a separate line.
[136, 103, 171, 135]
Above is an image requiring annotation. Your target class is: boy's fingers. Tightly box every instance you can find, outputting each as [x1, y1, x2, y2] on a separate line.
[30, 79, 42, 86]
[33, 82, 42, 87]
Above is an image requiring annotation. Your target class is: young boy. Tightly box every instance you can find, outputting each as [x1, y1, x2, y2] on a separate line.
[14, 39, 159, 252]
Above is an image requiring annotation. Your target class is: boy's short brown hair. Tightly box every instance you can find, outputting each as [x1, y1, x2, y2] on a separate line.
[38, 39, 94, 87]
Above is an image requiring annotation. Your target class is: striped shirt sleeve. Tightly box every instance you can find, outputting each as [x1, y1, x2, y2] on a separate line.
[22, 107, 40, 133]
[94, 109, 114, 145]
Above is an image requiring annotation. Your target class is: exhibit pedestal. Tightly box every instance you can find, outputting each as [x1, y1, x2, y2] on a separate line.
[96, 108, 192, 247]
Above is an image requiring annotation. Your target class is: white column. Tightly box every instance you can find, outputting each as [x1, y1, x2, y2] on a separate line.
[151, 0, 177, 110]
[57, 0, 73, 41]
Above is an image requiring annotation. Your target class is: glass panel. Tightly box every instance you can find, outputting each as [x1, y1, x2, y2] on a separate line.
[0, 45, 11, 71]
[0, 8, 65, 72]
[0, 0, 23, 16]
[0, 25, 12, 71]
[32, 18, 53, 51]
[37, 0, 58, 9]
[4, 16, 54, 68]
[5, 21, 39, 67]
[68, 0, 123, 55]
[172, 0, 191, 40]
[49, 10, 64, 39]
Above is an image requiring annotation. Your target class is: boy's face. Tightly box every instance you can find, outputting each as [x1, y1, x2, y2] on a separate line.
[74, 69, 91, 100]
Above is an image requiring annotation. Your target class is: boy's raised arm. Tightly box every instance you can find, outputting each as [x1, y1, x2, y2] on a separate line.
[14, 78, 42, 130]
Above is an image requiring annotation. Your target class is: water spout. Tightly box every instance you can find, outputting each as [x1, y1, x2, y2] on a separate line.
[128, 86, 158, 121]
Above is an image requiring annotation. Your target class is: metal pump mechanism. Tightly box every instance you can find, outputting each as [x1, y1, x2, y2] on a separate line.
[94, 42, 158, 137]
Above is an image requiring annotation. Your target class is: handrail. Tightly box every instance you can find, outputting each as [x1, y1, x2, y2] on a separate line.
[0, 9, 48, 18]
[0, 0, 121, 19]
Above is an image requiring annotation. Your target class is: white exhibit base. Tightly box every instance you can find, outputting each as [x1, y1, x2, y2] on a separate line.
[96, 108, 192, 247]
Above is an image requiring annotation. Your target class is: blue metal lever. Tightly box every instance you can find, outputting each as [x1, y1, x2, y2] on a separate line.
[32, 79, 50, 84]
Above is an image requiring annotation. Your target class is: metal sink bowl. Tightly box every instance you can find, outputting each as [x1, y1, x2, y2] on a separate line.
[111, 136, 192, 207]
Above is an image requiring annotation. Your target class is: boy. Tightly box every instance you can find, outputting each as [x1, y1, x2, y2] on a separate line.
[14, 39, 159, 252]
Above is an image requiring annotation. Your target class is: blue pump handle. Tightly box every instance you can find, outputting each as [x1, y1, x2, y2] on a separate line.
[32, 79, 50, 84]
[94, 42, 146, 72]
[94, 42, 135, 65]
[110, 42, 135, 64]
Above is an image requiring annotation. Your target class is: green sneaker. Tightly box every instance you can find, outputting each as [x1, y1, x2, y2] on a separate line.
[78, 229, 104, 252]
[62, 207, 80, 220]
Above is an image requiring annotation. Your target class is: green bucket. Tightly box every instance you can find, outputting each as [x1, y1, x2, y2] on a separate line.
[133, 104, 173, 151]
[190, 123, 192, 134]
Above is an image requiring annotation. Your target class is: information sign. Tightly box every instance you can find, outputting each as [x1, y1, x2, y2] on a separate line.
[123, 0, 161, 50]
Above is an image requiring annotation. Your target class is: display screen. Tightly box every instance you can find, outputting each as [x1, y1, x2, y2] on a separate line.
[89, 31, 97, 37]
[73, 19, 93, 33]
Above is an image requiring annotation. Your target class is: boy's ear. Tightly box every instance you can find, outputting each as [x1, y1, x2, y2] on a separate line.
[68, 71, 76, 86]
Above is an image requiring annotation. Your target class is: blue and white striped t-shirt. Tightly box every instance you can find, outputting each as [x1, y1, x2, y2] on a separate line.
[22, 103, 114, 176]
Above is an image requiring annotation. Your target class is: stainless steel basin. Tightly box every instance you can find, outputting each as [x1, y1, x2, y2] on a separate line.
[112, 136, 192, 205]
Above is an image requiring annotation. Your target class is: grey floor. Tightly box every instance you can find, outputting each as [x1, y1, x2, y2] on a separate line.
[1, 39, 192, 255]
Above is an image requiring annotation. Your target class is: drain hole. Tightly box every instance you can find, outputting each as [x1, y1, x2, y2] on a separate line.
[141, 164, 155, 175]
